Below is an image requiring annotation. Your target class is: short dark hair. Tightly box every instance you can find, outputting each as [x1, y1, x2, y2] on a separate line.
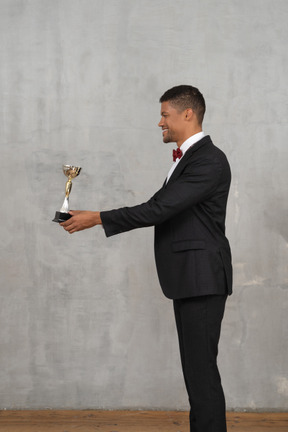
[159, 85, 206, 125]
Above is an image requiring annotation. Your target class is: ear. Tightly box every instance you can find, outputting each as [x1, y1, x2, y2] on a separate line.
[184, 108, 194, 121]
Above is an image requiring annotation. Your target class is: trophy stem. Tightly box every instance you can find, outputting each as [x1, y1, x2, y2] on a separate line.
[60, 196, 69, 213]
[65, 178, 72, 197]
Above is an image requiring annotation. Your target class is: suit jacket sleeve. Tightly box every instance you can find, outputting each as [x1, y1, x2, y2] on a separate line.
[100, 155, 223, 237]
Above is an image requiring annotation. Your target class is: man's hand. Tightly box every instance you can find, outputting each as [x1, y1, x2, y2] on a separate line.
[60, 210, 102, 234]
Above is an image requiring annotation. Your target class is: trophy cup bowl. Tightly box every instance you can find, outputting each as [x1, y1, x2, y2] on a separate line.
[52, 165, 82, 223]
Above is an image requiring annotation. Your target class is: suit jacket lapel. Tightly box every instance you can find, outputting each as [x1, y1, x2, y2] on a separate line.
[166, 135, 212, 185]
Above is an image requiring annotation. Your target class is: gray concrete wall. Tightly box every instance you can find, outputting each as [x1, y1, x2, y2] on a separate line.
[0, 0, 287, 410]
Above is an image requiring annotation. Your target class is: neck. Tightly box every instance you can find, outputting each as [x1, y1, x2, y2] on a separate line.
[177, 128, 203, 148]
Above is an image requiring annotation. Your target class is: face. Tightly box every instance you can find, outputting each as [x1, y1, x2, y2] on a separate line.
[158, 101, 187, 146]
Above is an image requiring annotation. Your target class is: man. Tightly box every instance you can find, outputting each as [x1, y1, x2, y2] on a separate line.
[61, 85, 232, 432]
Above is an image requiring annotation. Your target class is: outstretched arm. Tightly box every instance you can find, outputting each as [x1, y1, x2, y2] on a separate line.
[60, 210, 102, 234]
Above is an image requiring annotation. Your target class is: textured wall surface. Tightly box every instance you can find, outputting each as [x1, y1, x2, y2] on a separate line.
[0, 0, 287, 410]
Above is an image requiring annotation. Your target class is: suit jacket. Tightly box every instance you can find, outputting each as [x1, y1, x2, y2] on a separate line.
[101, 135, 232, 299]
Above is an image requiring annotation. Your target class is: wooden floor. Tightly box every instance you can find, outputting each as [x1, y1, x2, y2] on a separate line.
[0, 410, 287, 432]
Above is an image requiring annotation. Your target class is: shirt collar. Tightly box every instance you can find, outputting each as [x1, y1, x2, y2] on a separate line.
[180, 131, 205, 155]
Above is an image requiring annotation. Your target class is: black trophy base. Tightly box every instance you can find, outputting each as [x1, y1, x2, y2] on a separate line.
[52, 211, 72, 223]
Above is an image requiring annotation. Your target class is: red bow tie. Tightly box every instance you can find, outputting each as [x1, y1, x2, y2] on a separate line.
[173, 148, 183, 162]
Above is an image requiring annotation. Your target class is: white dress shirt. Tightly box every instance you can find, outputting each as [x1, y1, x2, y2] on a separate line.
[166, 131, 205, 183]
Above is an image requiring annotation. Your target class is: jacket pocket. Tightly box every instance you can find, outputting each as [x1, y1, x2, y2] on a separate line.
[172, 240, 206, 252]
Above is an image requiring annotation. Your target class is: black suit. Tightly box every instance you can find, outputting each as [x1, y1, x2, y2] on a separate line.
[101, 135, 232, 431]
[101, 135, 232, 299]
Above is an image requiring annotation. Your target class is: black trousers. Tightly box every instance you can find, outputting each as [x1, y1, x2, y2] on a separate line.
[173, 294, 227, 432]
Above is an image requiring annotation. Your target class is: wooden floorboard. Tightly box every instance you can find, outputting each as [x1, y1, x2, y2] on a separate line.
[0, 410, 287, 432]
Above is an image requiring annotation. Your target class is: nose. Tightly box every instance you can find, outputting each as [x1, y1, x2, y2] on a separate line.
[158, 117, 164, 128]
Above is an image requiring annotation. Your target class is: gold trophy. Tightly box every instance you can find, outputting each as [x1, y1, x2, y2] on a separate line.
[53, 165, 81, 223]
